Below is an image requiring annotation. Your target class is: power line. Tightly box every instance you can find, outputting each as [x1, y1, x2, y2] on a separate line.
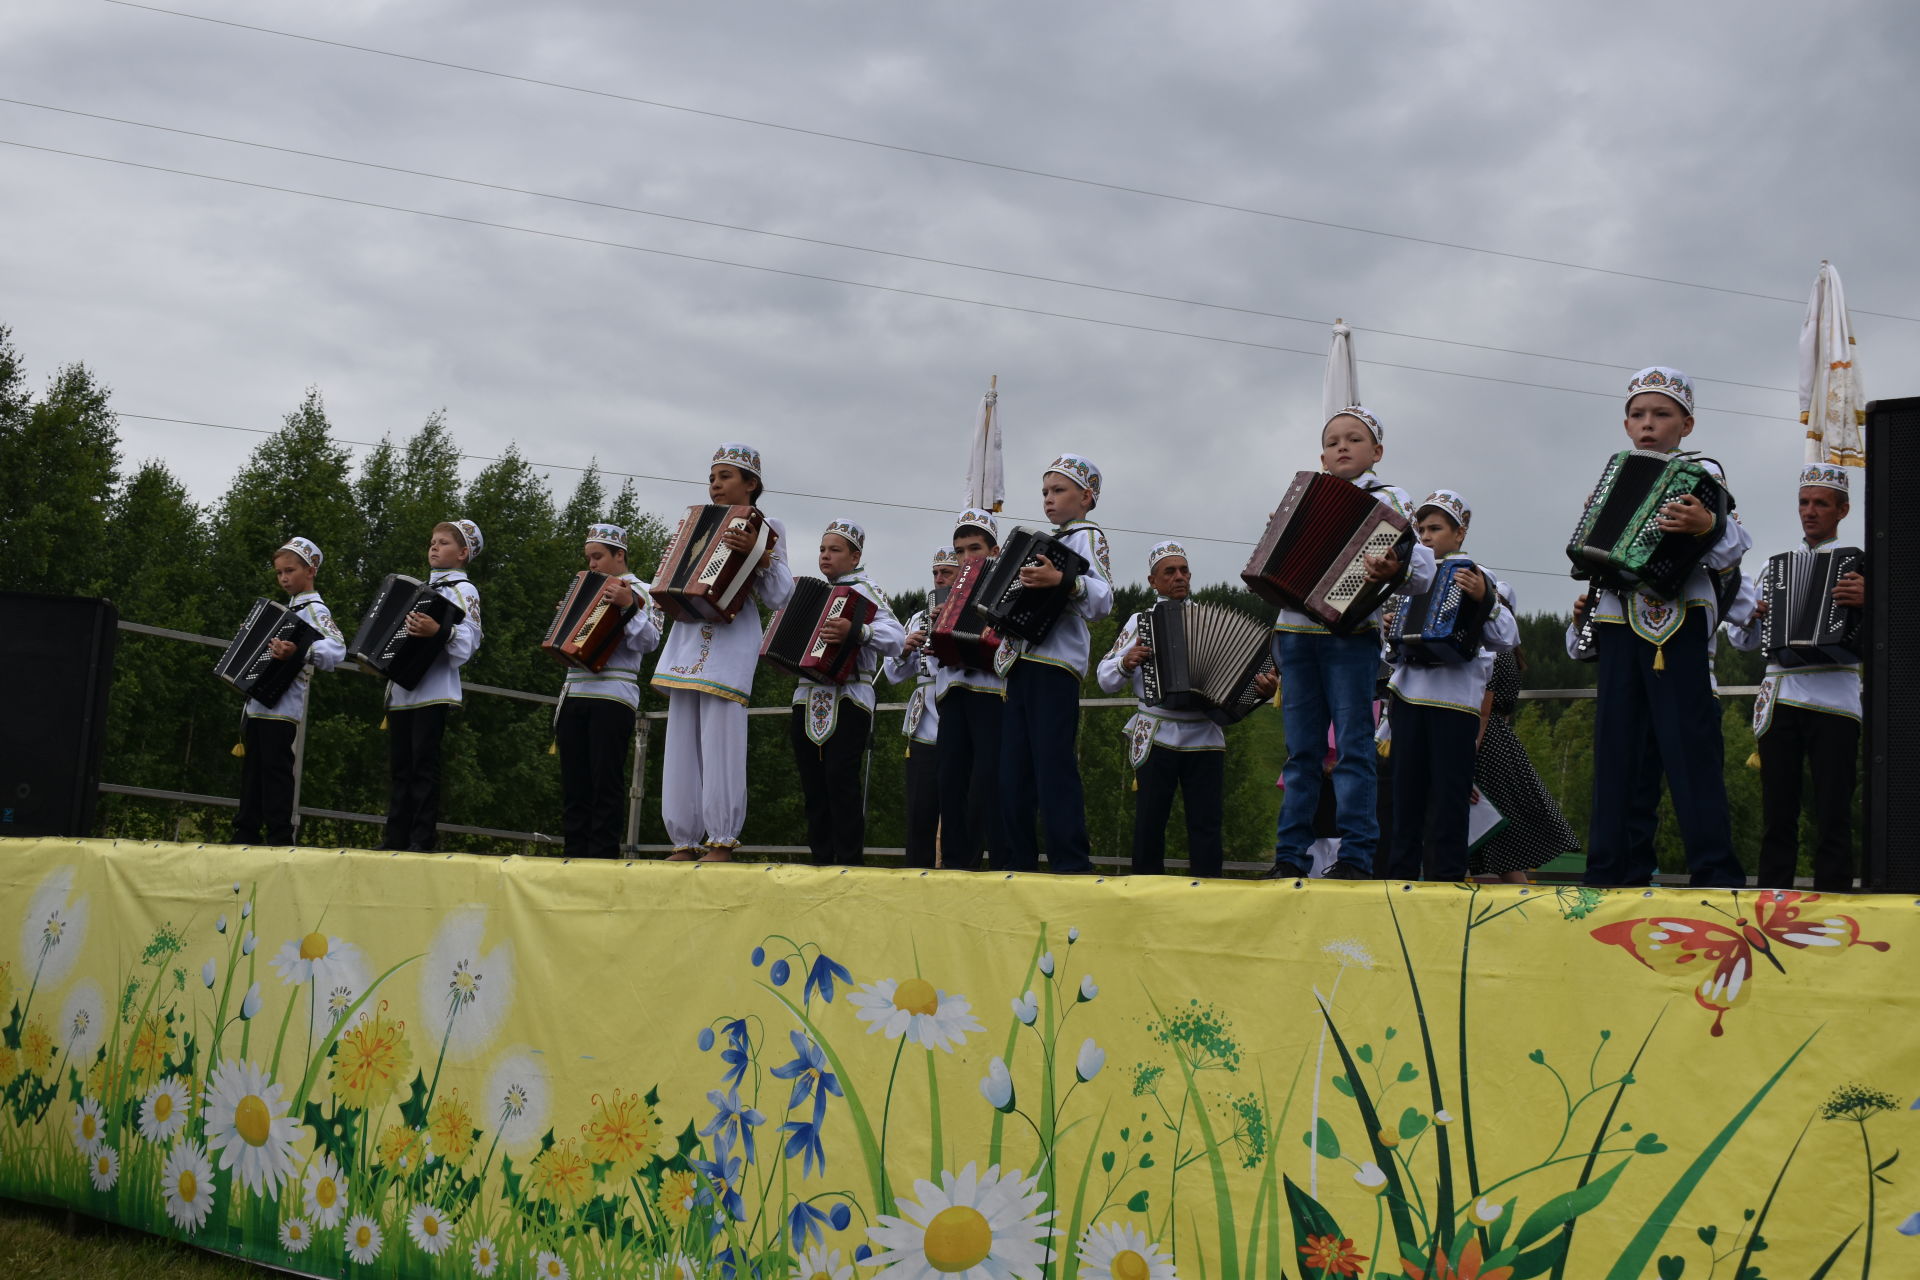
[116, 409, 1578, 582]
[0, 96, 1799, 397]
[0, 138, 1799, 422]
[100, 0, 1920, 325]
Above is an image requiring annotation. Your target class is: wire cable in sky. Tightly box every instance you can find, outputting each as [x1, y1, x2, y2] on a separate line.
[0, 138, 1799, 423]
[99, 0, 1920, 325]
[0, 96, 1799, 397]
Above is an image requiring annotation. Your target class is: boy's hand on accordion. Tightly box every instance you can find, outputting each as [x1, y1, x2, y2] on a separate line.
[604, 579, 636, 609]
[404, 610, 441, 638]
[1363, 550, 1401, 584]
[1252, 671, 1278, 699]
[1019, 554, 1064, 589]
[1833, 572, 1866, 608]
[1572, 593, 1590, 622]
[1656, 494, 1714, 535]
[720, 527, 757, 555]
[904, 629, 927, 653]
[1461, 568, 1489, 602]
[267, 638, 297, 660]
[820, 617, 853, 644]
[1121, 643, 1152, 672]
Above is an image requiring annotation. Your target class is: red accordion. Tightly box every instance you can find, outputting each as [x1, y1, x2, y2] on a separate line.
[540, 571, 629, 672]
[1241, 471, 1414, 634]
[760, 577, 877, 684]
[651, 505, 772, 624]
[929, 556, 1003, 670]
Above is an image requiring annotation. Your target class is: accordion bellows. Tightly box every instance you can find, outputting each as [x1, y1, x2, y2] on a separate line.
[930, 562, 1001, 671]
[760, 577, 877, 685]
[541, 571, 626, 672]
[214, 598, 322, 708]
[1241, 471, 1414, 634]
[651, 505, 770, 624]
[971, 528, 1091, 644]
[1566, 450, 1731, 600]
[1394, 558, 1494, 665]
[1763, 547, 1863, 667]
[1137, 600, 1274, 726]
[348, 574, 466, 690]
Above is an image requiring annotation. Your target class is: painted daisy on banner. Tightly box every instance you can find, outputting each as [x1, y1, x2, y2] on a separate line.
[407, 1201, 455, 1256]
[470, 1235, 501, 1278]
[345, 1213, 384, 1265]
[161, 1140, 216, 1232]
[202, 1058, 301, 1195]
[20, 865, 89, 991]
[793, 1244, 854, 1280]
[1077, 1221, 1178, 1280]
[484, 1050, 551, 1153]
[535, 1249, 571, 1280]
[60, 978, 105, 1063]
[278, 1216, 314, 1254]
[270, 929, 368, 1035]
[87, 1144, 119, 1192]
[302, 1150, 349, 1228]
[419, 907, 516, 1062]
[69, 1095, 107, 1154]
[139, 1077, 192, 1143]
[650, 1251, 699, 1280]
[848, 977, 984, 1052]
[866, 1162, 1056, 1280]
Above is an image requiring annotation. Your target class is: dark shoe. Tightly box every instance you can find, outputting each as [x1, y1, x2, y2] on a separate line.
[1050, 864, 1099, 876]
[1322, 861, 1369, 880]
[1261, 860, 1311, 880]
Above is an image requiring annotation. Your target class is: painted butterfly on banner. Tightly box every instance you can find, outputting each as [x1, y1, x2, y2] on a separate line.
[1590, 891, 1889, 1036]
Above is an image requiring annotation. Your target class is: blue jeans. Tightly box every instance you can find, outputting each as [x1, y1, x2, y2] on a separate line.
[1274, 630, 1381, 873]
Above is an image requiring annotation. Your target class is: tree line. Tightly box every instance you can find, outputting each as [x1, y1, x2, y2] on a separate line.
[1, 322, 1808, 874]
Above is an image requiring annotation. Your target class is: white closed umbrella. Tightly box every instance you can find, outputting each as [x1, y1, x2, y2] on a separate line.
[1799, 261, 1866, 467]
[1322, 319, 1359, 422]
[963, 374, 1004, 513]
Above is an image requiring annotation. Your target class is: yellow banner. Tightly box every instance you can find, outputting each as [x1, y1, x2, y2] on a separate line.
[0, 838, 1913, 1280]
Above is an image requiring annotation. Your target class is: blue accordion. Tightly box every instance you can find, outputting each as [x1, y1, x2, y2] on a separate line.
[1395, 557, 1494, 665]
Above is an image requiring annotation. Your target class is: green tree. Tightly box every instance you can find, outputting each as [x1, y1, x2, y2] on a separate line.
[0, 356, 120, 594]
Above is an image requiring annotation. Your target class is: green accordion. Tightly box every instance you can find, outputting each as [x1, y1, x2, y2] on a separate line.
[1566, 449, 1731, 600]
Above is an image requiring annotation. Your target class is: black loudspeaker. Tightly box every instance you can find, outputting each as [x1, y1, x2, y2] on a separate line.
[0, 593, 119, 838]
[1864, 398, 1920, 891]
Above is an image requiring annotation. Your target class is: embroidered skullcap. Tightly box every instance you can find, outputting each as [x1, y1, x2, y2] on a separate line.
[450, 518, 484, 561]
[1798, 463, 1850, 495]
[1044, 453, 1102, 497]
[277, 537, 323, 569]
[932, 547, 964, 569]
[1626, 367, 1694, 416]
[711, 442, 762, 479]
[586, 521, 628, 551]
[1415, 490, 1471, 529]
[955, 507, 999, 541]
[1326, 405, 1383, 444]
[1147, 540, 1188, 572]
[824, 518, 865, 554]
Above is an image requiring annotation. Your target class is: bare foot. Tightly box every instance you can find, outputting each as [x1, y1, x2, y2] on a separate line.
[665, 848, 699, 862]
[697, 845, 736, 863]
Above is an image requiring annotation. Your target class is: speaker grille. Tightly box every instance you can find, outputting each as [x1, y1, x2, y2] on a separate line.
[0, 593, 119, 837]
[1864, 398, 1920, 890]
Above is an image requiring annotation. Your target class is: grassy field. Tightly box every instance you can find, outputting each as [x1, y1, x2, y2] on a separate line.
[0, 1199, 268, 1278]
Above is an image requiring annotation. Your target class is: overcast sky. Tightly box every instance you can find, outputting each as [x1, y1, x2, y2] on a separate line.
[5, 0, 1917, 613]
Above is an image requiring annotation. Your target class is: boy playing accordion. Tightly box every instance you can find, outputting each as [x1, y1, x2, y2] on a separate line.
[885, 547, 963, 868]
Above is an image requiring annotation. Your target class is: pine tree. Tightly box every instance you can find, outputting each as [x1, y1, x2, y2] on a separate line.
[0, 358, 120, 594]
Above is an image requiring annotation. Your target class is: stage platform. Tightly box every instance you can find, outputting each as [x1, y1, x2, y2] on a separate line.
[0, 837, 1912, 1279]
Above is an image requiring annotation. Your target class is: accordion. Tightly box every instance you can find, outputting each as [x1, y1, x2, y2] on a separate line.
[348, 574, 467, 690]
[1241, 471, 1415, 634]
[1567, 450, 1731, 600]
[541, 571, 630, 672]
[1136, 600, 1275, 726]
[930, 562, 1002, 671]
[760, 577, 879, 685]
[651, 505, 772, 624]
[1762, 547, 1863, 667]
[971, 528, 1091, 643]
[1396, 558, 1495, 665]
[214, 598, 322, 708]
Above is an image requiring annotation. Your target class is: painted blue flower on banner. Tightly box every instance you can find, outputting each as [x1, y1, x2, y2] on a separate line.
[771, 1029, 841, 1177]
[701, 1087, 766, 1167]
[691, 1150, 746, 1226]
[719, 1019, 751, 1088]
[804, 953, 853, 1007]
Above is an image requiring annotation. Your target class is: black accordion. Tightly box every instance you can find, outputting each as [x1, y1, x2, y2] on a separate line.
[1242, 471, 1414, 635]
[1136, 600, 1274, 726]
[760, 577, 878, 685]
[1762, 547, 1863, 667]
[1396, 558, 1495, 665]
[214, 598, 322, 708]
[348, 574, 467, 690]
[1567, 450, 1731, 600]
[972, 528, 1091, 644]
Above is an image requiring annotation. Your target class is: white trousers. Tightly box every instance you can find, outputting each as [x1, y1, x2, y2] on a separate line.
[660, 688, 749, 849]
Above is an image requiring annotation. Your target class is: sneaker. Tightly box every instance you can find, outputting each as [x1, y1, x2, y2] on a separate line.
[1260, 860, 1310, 880]
[1322, 861, 1369, 880]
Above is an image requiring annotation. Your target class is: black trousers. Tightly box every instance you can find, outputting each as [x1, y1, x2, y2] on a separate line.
[384, 704, 450, 852]
[1585, 613, 1745, 888]
[233, 717, 298, 845]
[1757, 704, 1859, 892]
[791, 703, 872, 867]
[904, 739, 940, 868]
[1387, 695, 1479, 881]
[936, 688, 1004, 870]
[1132, 745, 1225, 876]
[1001, 662, 1093, 873]
[557, 696, 636, 859]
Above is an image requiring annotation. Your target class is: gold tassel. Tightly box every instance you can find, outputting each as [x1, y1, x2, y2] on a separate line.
[379, 715, 388, 731]
[1652, 644, 1666, 672]
[1131, 777, 1138, 792]
[230, 742, 246, 758]
[547, 741, 557, 756]
[1377, 739, 1391, 759]
[1746, 751, 1762, 771]
[903, 746, 911, 759]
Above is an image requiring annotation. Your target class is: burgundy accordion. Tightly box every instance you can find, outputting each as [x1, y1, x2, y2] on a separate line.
[760, 577, 877, 685]
[540, 571, 629, 672]
[929, 556, 1003, 671]
[651, 505, 772, 624]
[1241, 471, 1414, 634]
